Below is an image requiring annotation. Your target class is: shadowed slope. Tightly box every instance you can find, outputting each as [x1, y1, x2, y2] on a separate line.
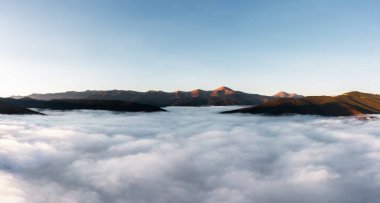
[0, 98, 166, 112]
[0, 102, 43, 115]
[223, 92, 380, 116]
[42, 100, 167, 112]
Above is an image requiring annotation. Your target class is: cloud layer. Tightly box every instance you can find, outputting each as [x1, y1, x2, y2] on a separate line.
[1, 107, 380, 203]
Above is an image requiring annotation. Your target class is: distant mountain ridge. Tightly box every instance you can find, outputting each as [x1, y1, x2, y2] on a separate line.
[26, 87, 273, 107]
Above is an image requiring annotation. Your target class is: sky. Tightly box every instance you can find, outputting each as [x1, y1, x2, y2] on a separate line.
[0, 0, 379, 97]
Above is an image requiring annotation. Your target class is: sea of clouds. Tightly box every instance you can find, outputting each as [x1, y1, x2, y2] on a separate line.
[1, 106, 380, 203]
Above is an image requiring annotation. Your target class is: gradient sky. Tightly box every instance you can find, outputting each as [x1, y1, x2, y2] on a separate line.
[1, 0, 379, 97]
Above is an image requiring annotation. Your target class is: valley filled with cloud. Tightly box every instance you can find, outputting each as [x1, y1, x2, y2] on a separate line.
[1, 107, 380, 203]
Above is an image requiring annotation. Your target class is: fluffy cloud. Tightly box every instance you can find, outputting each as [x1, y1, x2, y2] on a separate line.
[1, 107, 380, 203]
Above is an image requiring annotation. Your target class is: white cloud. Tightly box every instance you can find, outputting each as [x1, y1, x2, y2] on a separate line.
[1, 107, 380, 203]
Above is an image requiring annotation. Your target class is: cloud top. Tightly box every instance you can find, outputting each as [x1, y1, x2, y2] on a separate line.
[1, 107, 380, 203]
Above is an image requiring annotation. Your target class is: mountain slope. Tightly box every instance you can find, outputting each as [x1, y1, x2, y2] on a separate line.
[27, 87, 271, 106]
[223, 91, 380, 116]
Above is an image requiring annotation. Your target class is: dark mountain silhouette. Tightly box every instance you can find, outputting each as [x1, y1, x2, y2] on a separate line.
[41, 100, 166, 112]
[223, 91, 380, 116]
[0, 97, 48, 109]
[273, 91, 304, 98]
[26, 87, 272, 106]
[0, 98, 166, 112]
[0, 102, 43, 115]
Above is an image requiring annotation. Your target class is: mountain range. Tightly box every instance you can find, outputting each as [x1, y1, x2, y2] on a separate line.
[3, 88, 380, 117]
[25, 87, 297, 107]
[0, 87, 304, 115]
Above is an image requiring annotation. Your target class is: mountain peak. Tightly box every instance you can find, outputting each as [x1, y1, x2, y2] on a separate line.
[273, 91, 303, 98]
[214, 86, 233, 91]
[190, 89, 205, 97]
[211, 86, 235, 96]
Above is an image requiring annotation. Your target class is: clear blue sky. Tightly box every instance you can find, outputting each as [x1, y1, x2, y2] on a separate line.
[1, 0, 379, 97]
